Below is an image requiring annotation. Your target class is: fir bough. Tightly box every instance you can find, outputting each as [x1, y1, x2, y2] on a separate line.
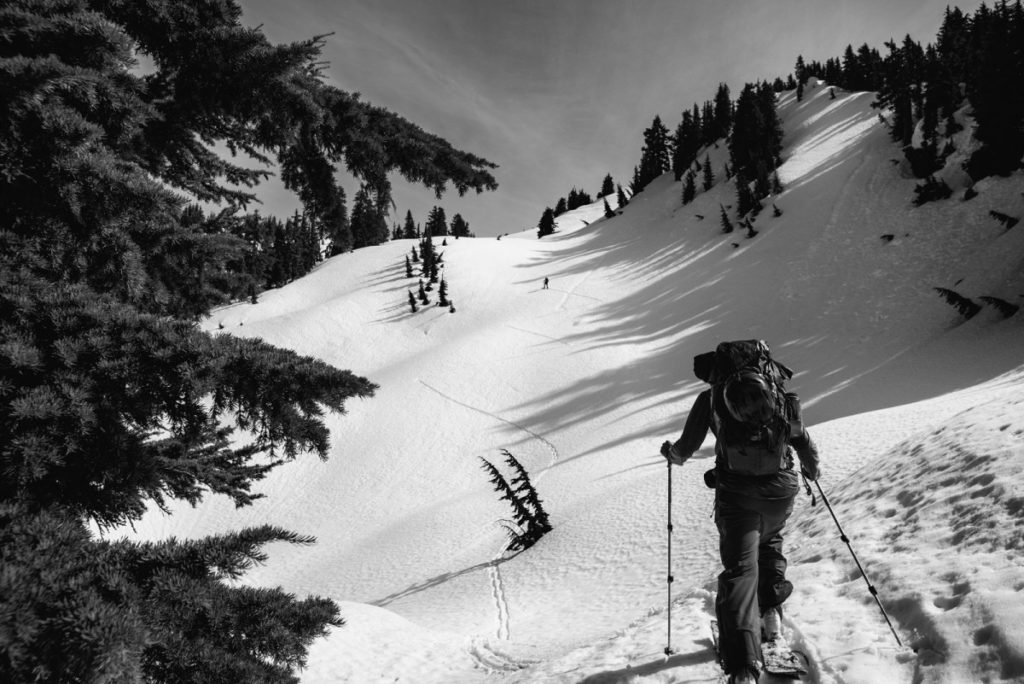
[0, 0, 500, 678]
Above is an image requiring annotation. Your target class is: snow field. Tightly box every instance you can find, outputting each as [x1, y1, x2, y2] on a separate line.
[114, 79, 1024, 682]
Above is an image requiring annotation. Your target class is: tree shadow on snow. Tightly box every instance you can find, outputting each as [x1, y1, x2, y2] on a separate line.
[501, 140, 1024, 452]
[369, 552, 521, 607]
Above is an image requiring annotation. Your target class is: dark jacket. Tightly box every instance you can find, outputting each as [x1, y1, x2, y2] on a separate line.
[668, 389, 820, 500]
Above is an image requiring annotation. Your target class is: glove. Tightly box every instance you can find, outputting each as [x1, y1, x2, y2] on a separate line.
[801, 464, 819, 482]
[661, 441, 686, 465]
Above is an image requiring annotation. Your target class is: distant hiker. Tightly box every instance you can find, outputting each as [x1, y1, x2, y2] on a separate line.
[661, 340, 819, 684]
[543, 277, 550, 289]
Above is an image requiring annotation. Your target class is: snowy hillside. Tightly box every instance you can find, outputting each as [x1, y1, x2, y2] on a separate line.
[115, 80, 1024, 683]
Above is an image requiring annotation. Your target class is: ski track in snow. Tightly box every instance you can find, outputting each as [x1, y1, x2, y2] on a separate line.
[419, 379, 562, 653]
[418, 380, 561, 475]
[504, 324, 570, 345]
[555, 268, 604, 310]
[549, 285, 604, 305]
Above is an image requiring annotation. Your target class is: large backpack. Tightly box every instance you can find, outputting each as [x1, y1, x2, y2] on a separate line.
[695, 340, 795, 477]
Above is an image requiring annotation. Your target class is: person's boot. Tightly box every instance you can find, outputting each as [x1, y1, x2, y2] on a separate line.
[761, 606, 782, 642]
[728, 667, 758, 684]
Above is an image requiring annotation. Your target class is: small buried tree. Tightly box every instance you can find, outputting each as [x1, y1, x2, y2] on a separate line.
[480, 450, 552, 551]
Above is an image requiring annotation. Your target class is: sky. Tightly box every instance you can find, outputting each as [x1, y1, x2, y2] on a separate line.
[236, 0, 972, 237]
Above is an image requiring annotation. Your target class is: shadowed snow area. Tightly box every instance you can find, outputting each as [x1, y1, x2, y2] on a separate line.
[114, 80, 1024, 682]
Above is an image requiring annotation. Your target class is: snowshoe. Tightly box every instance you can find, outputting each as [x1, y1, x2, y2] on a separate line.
[711, 620, 808, 680]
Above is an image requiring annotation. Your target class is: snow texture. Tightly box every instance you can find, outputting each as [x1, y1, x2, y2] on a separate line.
[110, 79, 1024, 683]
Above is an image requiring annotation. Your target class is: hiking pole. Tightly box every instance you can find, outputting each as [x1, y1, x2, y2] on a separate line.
[814, 479, 903, 647]
[665, 456, 675, 656]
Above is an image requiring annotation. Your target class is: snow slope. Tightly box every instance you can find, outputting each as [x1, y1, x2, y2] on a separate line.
[116, 79, 1024, 683]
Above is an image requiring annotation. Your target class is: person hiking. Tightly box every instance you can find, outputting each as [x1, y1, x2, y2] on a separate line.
[543, 277, 550, 289]
[660, 340, 819, 684]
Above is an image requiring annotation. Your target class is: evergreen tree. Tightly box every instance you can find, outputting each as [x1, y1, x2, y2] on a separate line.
[438, 278, 449, 306]
[979, 296, 1020, 318]
[964, 1, 1024, 176]
[682, 170, 697, 205]
[502, 450, 552, 536]
[934, 287, 981, 319]
[616, 184, 629, 209]
[713, 83, 733, 139]
[636, 115, 672, 191]
[405, 255, 414, 278]
[875, 35, 925, 148]
[567, 188, 580, 210]
[326, 185, 351, 256]
[418, 280, 429, 304]
[702, 155, 715, 190]
[554, 197, 568, 216]
[604, 197, 616, 219]
[842, 44, 860, 89]
[672, 110, 701, 181]
[736, 173, 761, 217]
[419, 236, 436, 278]
[402, 210, 417, 239]
[795, 55, 808, 84]
[408, 290, 418, 312]
[479, 458, 536, 551]
[701, 100, 717, 144]
[0, 1, 503, 675]
[720, 204, 735, 233]
[537, 207, 556, 238]
[350, 187, 375, 249]
[450, 213, 472, 238]
[729, 82, 783, 203]
[629, 165, 643, 196]
[425, 206, 449, 237]
[268, 217, 294, 287]
[600, 173, 615, 197]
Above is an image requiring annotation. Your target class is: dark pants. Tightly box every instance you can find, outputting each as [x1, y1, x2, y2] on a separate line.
[714, 491, 795, 675]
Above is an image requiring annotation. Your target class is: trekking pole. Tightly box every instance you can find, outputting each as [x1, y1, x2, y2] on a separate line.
[664, 457, 675, 656]
[814, 480, 903, 647]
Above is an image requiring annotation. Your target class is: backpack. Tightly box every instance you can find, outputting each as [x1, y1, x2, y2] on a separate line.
[695, 340, 796, 477]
